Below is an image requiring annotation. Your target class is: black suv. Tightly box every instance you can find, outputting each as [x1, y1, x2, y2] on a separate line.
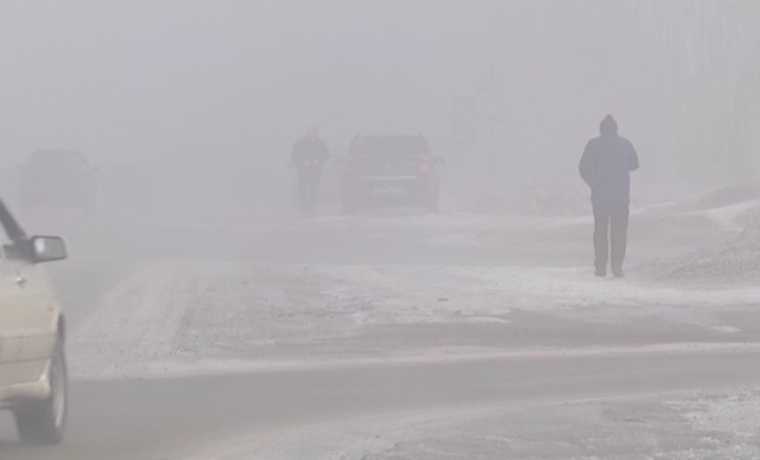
[341, 135, 441, 212]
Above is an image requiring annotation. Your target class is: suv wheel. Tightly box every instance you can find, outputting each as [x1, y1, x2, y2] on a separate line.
[14, 339, 68, 445]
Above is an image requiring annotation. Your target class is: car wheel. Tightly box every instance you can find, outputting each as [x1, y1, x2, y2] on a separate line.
[14, 339, 68, 445]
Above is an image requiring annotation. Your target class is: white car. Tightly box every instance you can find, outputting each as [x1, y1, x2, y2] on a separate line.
[0, 200, 68, 444]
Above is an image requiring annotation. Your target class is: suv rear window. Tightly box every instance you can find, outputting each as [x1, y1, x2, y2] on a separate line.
[351, 136, 429, 157]
[349, 136, 430, 175]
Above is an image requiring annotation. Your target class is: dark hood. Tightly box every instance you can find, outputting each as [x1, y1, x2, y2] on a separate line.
[600, 115, 618, 137]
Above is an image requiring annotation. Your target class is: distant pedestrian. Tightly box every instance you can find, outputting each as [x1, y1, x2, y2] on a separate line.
[291, 128, 329, 213]
[579, 115, 639, 278]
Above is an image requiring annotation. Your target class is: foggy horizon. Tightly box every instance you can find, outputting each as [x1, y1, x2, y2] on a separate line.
[1, 1, 758, 207]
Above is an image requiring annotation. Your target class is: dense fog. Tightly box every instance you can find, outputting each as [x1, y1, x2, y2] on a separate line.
[3, 2, 760, 459]
[1, 1, 758, 221]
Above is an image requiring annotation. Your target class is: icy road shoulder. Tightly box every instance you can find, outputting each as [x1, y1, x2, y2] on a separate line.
[182, 387, 760, 460]
[70, 260, 760, 380]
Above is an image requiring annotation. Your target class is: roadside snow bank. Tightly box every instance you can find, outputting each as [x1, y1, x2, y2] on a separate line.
[650, 202, 760, 282]
[692, 199, 760, 233]
[639, 195, 760, 283]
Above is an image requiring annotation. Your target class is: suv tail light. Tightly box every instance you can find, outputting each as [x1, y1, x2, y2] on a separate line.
[418, 158, 431, 175]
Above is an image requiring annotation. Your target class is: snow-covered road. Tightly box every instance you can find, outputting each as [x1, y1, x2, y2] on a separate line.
[7, 198, 760, 459]
[70, 259, 760, 380]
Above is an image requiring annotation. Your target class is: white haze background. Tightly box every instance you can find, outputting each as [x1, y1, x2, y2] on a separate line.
[0, 1, 758, 217]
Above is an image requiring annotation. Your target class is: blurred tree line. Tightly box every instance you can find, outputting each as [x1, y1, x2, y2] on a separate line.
[629, 0, 760, 183]
[447, 1, 760, 198]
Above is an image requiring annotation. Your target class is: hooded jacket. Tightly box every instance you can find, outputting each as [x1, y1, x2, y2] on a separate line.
[579, 115, 639, 206]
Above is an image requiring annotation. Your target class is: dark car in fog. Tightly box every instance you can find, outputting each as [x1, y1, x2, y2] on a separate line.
[341, 134, 441, 213]
[19, 150, 97, 213]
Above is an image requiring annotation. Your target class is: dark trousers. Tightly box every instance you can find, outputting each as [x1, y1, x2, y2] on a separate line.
[593, 202, 629, 273]
[297, 169, 322, 212]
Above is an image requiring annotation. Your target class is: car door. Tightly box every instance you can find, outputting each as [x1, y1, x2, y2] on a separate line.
[0, 221, 57, 387]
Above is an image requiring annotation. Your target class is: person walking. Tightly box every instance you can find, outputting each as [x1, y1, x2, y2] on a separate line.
[291, 128, 329, 213]
[579, 115, 639, 278]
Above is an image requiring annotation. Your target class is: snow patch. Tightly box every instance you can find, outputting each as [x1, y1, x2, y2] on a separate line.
[70, 260, 760, 380]
[671, 388, 760, 439]
[689, 199, 760, 233]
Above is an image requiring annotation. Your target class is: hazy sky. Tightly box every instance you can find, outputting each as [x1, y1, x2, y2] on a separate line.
[0, 1, 756, 198]
[1, 1, 505, 159]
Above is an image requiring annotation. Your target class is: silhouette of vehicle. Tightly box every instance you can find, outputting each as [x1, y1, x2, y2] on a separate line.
[0, 200, 69, 444]
[19, 150, 97, 212]
[341, 135, 441, 213]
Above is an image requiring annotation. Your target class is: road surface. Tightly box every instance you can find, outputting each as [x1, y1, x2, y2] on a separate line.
[4, 348, 760, 459]
[2, 203, 758, 458]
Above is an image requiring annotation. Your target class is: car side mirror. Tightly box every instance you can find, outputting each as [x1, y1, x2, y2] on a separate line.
[30, 236, 67, 263]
